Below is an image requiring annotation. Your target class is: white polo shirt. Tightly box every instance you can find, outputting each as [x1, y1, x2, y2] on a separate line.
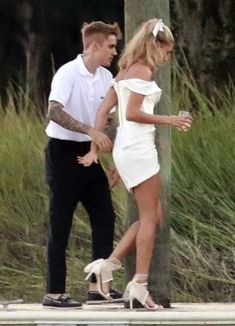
[46, 54, 113, 142]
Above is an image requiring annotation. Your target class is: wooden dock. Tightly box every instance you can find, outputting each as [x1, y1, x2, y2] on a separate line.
[0, 302, 235, 325]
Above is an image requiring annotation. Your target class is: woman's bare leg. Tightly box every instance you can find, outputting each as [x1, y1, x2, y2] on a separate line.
[109, 220, 140, 260]
[133, 173, 162, 274]
[102, 173, 162, 297]
[109, 173, 163, 265]
[130, 173, 162, 308]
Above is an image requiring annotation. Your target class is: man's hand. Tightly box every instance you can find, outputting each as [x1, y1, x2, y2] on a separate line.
[88, 128, 113, 152]
[47, 102, 114, 147]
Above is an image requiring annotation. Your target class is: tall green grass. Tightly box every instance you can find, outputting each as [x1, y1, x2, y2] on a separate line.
[0, 92, 47, 300]
[170, 65, 235, 301]
[0, 74, 234, 303]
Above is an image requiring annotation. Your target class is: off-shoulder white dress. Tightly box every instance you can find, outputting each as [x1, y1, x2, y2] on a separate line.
[112, 78, 162, 191]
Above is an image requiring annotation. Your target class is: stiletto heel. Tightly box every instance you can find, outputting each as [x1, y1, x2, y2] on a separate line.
[84, 258, 122, 302]
[124, 278, 163, 310]
[84, 259, 103, 281]
[129, 297, 133, 310]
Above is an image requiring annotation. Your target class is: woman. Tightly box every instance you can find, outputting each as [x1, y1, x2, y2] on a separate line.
[78, 18, 192, 310]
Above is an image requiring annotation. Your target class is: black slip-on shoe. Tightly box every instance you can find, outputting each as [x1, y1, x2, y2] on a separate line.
[86, 288, 124, 304]
[110, 288, 123, 300]
[42, 294, 82, 308]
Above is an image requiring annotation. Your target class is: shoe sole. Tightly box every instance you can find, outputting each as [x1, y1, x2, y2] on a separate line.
[42, 305, 82, 309]
[86, 298, 124, 305]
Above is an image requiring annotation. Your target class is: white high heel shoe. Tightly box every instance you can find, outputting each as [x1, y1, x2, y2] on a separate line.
[123, 280, 163, 310]
[84, 258, 122, 302]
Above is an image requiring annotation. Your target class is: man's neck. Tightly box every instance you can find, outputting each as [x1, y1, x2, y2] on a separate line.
[82, 53, 99, 74]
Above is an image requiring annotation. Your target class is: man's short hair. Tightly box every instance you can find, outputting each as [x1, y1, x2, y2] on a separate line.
[81, 21, 122, 48]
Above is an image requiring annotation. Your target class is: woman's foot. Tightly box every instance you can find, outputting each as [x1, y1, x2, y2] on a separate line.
[124, 274, 163, 310]
[84, 258, 122, 302]
[86, 288, 123, 304]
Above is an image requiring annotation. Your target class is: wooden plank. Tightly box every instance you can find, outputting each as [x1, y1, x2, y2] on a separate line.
[0, 303, 235, 325]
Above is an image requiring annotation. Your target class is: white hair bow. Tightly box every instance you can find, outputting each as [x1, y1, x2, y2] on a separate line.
[152, 20, 165, 38]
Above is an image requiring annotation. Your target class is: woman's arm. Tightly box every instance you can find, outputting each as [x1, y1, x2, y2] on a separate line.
[125, 65, 192, 129]
[126, 92, 192, 129]
[95, 68, 127, 132]
[95, 87, 118, 131]
[77, 86, 118, 167]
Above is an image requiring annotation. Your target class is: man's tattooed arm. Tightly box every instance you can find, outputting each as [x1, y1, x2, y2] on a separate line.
[47, 100, 113, 151]
[47, 100, 92, 135]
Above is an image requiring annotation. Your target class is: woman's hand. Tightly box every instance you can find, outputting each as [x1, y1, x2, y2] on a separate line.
[77, 151, 98, 167]
[169, 115, 192, 131]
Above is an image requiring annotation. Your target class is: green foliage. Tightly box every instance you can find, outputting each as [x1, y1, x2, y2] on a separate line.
[170, 64, 235, 301]
[0, 96, 47, 300]
[0, 76, 234, 302]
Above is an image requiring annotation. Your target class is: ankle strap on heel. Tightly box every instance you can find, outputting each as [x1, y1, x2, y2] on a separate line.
[133, 274, 148, 285]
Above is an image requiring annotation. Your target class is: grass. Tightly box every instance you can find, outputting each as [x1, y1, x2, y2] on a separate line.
[170, 65, 235, 302]
[0, 74, 234, 303]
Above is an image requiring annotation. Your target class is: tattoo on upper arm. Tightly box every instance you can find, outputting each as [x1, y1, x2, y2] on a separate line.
[47, 101, 91, 135]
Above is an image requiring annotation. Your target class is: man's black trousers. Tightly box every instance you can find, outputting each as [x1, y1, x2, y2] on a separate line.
[45, 138, 115, 293]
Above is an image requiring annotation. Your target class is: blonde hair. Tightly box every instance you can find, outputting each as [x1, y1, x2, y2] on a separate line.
[119, 18, 174, 71]
[81, 21, 122, 49]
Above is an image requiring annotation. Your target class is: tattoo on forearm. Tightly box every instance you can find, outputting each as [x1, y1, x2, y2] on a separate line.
[47, 101, 91, 134]
[104, 117, 117, 142]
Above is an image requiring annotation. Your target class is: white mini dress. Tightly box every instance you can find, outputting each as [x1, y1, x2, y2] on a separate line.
[112, 78, 162, 191]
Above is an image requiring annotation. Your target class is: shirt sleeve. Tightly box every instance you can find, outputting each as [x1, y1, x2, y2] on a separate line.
[48, 65, 75, 106]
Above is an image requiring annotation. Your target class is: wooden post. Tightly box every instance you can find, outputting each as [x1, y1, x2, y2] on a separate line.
[124, 0, 171, 307]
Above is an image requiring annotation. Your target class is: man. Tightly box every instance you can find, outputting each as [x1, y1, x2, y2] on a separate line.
[42, 21, 122, 308]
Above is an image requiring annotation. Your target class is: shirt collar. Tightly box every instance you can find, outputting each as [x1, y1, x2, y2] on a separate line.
[76, 54, 95, 76]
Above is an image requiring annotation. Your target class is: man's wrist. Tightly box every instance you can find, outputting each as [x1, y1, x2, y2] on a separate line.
[88, 127, 95, 137]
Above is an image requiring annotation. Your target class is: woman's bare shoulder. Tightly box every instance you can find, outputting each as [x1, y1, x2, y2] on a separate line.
[116, 63, 152, 82]
[125, 63, 152, 81]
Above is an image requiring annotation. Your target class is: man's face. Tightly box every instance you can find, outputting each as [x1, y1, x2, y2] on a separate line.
[95, 35, 118, 67]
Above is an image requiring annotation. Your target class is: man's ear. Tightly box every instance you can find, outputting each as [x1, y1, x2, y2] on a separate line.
[94, 40, 104, 51]
[92, 41, 99, 51]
